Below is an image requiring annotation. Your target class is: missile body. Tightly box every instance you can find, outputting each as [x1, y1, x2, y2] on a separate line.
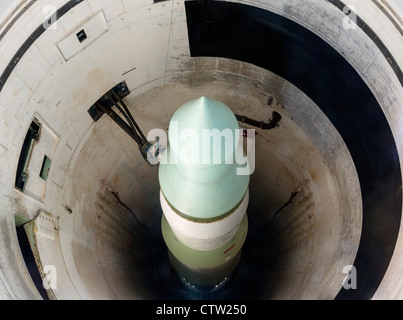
[159, 96, 250, 288]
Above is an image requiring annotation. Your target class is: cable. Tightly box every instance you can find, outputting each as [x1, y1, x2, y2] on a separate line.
[110, 90, 147, 142]
[235, 111, 282, 130]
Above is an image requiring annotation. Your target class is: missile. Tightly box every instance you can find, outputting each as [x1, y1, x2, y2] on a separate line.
[159, 96, 250, 288]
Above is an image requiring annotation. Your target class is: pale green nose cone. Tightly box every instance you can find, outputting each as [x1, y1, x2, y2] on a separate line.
[158, 96, 250, 220]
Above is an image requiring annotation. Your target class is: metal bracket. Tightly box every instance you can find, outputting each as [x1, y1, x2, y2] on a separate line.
[235, 111, 282, 130]
[87, 81, 162, 167]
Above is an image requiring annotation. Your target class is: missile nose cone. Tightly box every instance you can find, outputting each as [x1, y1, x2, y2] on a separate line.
[197, 95, 208, 105]
[168, 96, 239, 140]
[159, 96, 249, 219]
[167, 96, 240, 167]
[193, 96, 217, 114]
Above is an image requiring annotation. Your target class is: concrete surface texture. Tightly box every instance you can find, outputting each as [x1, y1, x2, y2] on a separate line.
[0, 0, 401, 300]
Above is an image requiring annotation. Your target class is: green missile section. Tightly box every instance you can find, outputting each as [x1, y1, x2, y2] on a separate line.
[161, 213, 248, 270]
[159, 96, 250, 220]
[168, 250, 242, 288]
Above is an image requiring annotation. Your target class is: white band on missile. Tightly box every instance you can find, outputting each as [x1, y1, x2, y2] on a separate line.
[160, 189, 249, 251]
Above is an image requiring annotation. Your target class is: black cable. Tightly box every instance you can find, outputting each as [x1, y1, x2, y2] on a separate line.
[110, 90, 148, 142]
[96, 101, 142, 145]
[235, 111, 282, 130]
[107, 91, 157, 165]
[106, 92, 143, 145]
